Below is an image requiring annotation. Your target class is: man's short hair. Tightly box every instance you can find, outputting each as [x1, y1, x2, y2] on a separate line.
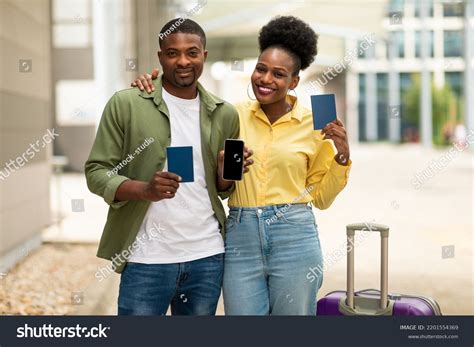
[159, 18, 206, 48]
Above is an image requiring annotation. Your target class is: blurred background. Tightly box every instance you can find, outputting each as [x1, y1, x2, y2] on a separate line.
[0, 0, 472, 315]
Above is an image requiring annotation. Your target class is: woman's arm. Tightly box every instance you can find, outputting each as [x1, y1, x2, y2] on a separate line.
[306, 119, 352, 210]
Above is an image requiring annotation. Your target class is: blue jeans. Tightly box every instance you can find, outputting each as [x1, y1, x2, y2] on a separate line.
[118, 253, 223, 315]
[223, 204, 323, 315]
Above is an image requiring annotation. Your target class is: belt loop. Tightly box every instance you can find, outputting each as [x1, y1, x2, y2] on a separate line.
[236, 207, 242, 224]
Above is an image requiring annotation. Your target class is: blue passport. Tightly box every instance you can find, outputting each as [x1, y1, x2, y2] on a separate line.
[166, 146, 194, 182]
[311, 94, 337, 130]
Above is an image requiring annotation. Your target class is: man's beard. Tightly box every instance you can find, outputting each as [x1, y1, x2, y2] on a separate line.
[174, 70, 196, 88]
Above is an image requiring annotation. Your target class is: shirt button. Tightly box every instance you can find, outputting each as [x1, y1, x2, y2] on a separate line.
[257, 209, 263, 214]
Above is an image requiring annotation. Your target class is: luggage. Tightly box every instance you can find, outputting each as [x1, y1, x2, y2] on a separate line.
[316, 223, 442, 316]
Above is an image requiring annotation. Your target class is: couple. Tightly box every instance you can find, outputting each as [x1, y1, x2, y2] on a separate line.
[85, 15, 351, 316]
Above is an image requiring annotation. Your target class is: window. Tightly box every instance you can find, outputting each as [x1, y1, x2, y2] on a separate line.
[358, 74, 367, 141]
[444, 30, 463, 57]
[414, 0, 434, 17]
[377, 73, 389, 140]
[389, 31, 405, 58]
[443, 2, 464, 17]
[415, 30, 434, 58]
[53, 0, 91, 48]
[445, 72, 463, 97]
[444, 72, 463, 125]
[387, 0, 405, 14]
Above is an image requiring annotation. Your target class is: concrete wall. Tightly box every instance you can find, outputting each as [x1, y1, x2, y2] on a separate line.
[0, 0, 52, 272]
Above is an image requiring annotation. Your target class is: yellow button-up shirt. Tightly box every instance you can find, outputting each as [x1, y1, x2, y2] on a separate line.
[228, 96, 351, 209]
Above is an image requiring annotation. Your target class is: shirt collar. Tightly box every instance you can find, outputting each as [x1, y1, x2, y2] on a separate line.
[138, 75, 224, 116]
[250, 95, 304, 124]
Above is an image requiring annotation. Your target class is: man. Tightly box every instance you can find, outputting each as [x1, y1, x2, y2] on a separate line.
[85, 18, 252, 315]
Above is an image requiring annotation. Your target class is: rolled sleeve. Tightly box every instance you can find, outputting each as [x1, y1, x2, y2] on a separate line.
[328, 158, 352, 183]
[85, 92, 132, 209]
[306, 139, 352, 210]
[104, 176, 131, 208]
[218, 183, 236, 200]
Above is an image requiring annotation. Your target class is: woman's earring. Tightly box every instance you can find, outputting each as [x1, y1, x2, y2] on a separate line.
[288, 88, 297, 98]
[247, 82, 256, 100]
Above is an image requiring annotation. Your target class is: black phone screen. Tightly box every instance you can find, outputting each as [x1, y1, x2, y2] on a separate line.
[223, 139, 244, 181]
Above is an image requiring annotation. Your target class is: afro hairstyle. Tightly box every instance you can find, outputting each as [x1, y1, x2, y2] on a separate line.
[258, 16, 318, 74]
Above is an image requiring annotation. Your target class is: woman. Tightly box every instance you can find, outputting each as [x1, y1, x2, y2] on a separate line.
[131, 16, 351, 315]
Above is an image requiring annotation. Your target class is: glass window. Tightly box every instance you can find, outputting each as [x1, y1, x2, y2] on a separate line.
[400, 73, 420, 142]
[377, 73, 389, 140]
[52, 0, 91, 48]
[389, 31, 405, 58]
[414, 0, 434, 17]
[358, 74, 367, 141]
[387, 0, 405, 14]
[444, 72, 463, 124]
[443, 2, 464, 17]
[357, 40, 367, 59]
[445, 72, 463, 97]
[444, 30, 463, 57]
[53, 24, 90, 48]
[415, 30, 434, 58]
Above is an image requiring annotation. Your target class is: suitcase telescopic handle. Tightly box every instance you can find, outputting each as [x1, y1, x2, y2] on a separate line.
[346, 223, 390, 310]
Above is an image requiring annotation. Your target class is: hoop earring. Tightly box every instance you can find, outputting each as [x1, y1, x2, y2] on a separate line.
[247, 82, 256, 100]
[288, 88, 297, 99]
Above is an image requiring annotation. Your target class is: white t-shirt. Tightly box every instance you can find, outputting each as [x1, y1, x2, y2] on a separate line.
[128, 87, 224, 264]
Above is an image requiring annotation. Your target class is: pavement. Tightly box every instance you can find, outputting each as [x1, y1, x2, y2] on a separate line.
[43, 143, 473, 315]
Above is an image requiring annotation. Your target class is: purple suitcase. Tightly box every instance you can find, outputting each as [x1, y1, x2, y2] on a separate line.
[317, 223, 442, 316]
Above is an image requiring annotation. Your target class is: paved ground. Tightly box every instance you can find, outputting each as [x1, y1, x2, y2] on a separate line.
[42, 143, 473, 315]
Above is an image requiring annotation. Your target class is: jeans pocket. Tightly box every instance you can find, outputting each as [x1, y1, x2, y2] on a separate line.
[225, 213, 238, 233]
[280, 208, 315, 226]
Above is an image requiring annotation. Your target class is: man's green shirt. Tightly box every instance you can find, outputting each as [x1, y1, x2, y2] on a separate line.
[85, 77, 239, 273]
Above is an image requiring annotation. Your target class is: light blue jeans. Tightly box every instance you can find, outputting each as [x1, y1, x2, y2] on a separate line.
[223, 203, 323, 315]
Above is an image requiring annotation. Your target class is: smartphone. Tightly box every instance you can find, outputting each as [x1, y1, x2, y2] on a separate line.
[311, 94, 337, 130]
[166, 146, 194, 182]
[223, 139, 244, 181]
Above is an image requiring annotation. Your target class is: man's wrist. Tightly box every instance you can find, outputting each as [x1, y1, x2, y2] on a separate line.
[217, 176, 233, 192]
[138, 182, 151, 201]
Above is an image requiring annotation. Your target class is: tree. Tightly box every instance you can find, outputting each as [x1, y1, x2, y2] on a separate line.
[403, 74, 461, 145]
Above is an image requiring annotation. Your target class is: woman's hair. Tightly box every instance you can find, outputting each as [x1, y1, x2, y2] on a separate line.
[258, 16, 318, 74]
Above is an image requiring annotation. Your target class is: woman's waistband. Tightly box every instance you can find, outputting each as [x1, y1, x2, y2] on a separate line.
[228, 202, 311, 214]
